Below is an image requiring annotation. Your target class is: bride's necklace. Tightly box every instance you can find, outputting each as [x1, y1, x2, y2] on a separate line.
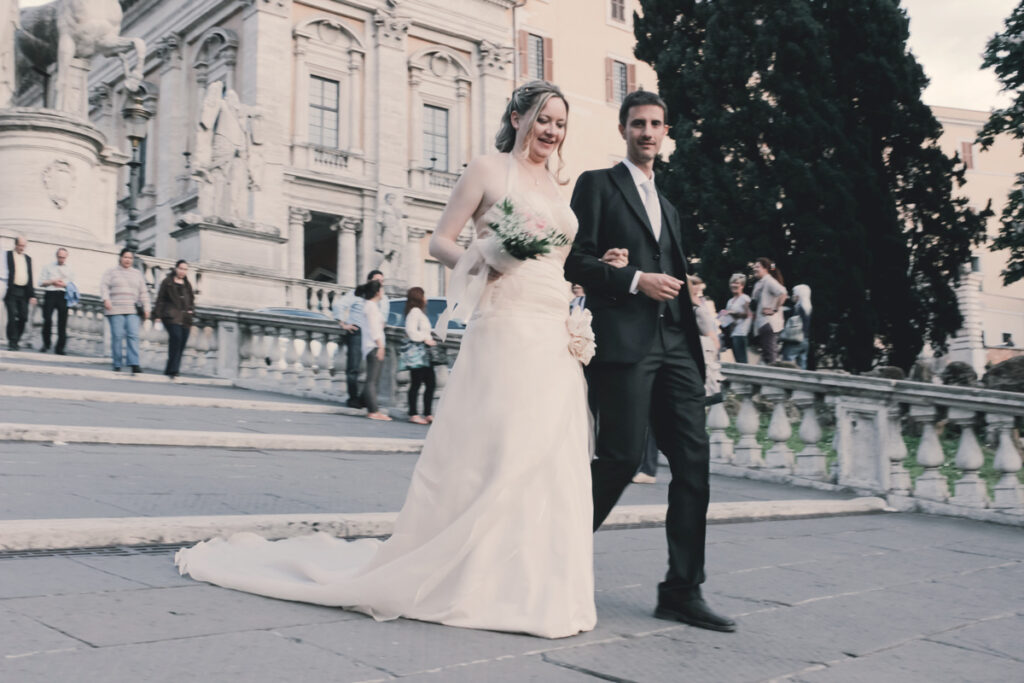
[517, 156, 548, 187]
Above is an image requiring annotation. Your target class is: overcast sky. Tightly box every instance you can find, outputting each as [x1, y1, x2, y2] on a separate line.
[17, 0, 1019, 111]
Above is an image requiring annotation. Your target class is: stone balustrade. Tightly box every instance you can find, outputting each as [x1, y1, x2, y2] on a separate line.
[714, 363, 1024, 522]
[48, 306, 1024, 524]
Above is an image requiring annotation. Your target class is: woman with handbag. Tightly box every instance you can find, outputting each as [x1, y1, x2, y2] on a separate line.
[401, 287, 436, 425]
[153, 260, 195, 380]
[781, 283, 812, 369]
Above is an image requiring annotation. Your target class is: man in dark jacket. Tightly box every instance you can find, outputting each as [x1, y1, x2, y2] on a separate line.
[2, 237, 37, 351]
[565, 91, 734, 633]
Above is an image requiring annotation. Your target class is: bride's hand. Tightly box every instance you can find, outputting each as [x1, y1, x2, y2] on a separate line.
[601, 248, 629, 268]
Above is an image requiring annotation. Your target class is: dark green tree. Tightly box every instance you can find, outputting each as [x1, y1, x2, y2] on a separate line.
[636, 0, 990, 371]
[978, 1, 1024, 285]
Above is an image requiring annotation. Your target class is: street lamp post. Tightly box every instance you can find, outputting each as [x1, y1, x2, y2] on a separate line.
[121, 91, 153, 256]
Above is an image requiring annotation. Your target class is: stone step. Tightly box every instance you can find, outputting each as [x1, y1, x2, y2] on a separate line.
[0, 498, 889, 551]
[0, 360, 233, 386]
[0, 385, 356, 415]
[0, 422, 423, 452]
[0, 350, 107, 366]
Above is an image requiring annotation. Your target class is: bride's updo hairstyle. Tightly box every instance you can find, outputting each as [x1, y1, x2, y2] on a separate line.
[494, 80, 569, 185]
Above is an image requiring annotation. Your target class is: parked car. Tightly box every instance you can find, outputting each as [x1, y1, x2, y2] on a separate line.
[388, 297, 465, 332]
[253, 307, 333, 320]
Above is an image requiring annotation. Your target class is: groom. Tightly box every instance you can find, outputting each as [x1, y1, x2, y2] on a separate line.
[565, 90, 735, 632]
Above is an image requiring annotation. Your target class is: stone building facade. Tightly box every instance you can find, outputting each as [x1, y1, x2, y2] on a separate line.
[75, 0, 662, 309]
[84, 0, 516, 307]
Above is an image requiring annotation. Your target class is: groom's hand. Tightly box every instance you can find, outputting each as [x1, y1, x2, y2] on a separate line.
[638, 273, 683, 301]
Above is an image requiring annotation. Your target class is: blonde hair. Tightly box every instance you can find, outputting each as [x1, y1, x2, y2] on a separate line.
[494, 80, 569, 185]
[729, 273, 747, 286]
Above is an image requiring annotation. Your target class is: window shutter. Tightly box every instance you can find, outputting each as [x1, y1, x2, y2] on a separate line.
[605, 58, 614, 102]
[961, 141, 974, 170]
[627, 63, 636, 94]
[518, 30, 528, 80]
[543, 37, 553, 81]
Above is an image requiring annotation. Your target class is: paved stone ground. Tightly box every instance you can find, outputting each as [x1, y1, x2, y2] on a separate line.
[1, 515, 1020, 682]
[1, 350, 1022, 681]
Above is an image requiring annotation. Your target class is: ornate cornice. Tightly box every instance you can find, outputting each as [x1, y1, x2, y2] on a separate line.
[479, 40, 514, 76]
[374, 9, 410, 48]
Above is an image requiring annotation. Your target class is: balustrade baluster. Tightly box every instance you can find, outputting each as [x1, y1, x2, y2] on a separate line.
[909, 405, 949, 502]
[706, 400, 733, 463]
[183, 321, 201, 373]
[792, 390, 826, 479]
[731, 383, 763, 467]
[248, 325, 265, 379]
[299, 331, 316, 390]
[139, 318, 155, 369]
[202, 323, 219, 376]
[762, 385, 793, 469]
[885, 406, 911, 495]
[194, 324, 211, 376]
[316, 333, 333, 392]
[237, 325, 255, 379]
[332, 335, 348, 397]
[987, 413, 1024, 511]
[949, 408, 989, 508]
[282, 330, 301, 386]
[265, 326, 284, 381]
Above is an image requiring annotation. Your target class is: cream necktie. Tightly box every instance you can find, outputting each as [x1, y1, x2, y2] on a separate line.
[640, 179, 662, 240]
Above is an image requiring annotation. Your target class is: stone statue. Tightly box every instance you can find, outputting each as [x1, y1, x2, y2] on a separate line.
[14, 0, 146, 114]
[376, 193, 408, 279]
[0, 0, 16, 107]
[193, 81, 263, 222]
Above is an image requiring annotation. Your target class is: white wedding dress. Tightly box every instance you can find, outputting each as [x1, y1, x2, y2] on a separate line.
[175, 155, 597, 639]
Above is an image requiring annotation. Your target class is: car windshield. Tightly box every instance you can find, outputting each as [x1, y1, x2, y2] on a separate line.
[388, 298, 464, 330]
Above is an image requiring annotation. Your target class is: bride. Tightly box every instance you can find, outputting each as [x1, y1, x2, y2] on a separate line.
[175, 81, 618, 639]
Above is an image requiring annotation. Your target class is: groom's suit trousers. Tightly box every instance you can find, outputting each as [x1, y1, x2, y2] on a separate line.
[589, 320, 710, 593]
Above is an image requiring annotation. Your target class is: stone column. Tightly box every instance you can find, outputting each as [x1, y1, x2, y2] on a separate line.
[50, 57, 91, 117]
[349, 49, 365, 155]
[240, 0, 292, 232]
[288, 207, 310, 279]
[292, 34, 310, 149]
[454, 77, 470, 168]
[408, 65, 424, 169]
[153, 35, 185, 258]
[477, 41, 514, 156]
[406, 227, 426, 287]
[337, 217, 361, 287]
[373, 8, 411, 188]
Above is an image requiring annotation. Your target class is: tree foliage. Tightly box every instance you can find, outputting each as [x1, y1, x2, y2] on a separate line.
[979, 1, 1024, 285]
[636, 0, 990, 371]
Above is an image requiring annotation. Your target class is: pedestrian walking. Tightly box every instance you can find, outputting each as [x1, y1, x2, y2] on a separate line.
[1, 236, 36, 351]
[360, 279, 390, 421]
[722, 273, 752, 363]
[332, 270, 388, 408]
[38, 247, 74, 354]
[99, 248, 149, 373]
[781, 283, 812, 369]
[400, 286, 436, 425]
[750, 257, 787, 364]
[153, 260, 195, 379]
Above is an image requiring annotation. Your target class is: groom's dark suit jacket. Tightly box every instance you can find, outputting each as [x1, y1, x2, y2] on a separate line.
[565, 163, 705, 379]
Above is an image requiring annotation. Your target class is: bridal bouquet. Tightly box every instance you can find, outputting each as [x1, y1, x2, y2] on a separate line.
[481, 198, 570, 268]
[567, 307, 596, 365]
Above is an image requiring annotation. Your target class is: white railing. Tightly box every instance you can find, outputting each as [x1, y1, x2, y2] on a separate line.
[50, 307, 1024, 524]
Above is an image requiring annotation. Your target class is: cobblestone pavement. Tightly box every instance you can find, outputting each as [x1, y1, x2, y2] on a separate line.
[1, 350, 1021, 681]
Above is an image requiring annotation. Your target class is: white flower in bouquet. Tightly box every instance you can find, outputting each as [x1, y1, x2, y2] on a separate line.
[567, 307, 596, 365]
[483, 198, 570, 262]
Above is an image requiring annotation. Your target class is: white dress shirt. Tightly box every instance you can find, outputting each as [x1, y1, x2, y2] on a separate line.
[622, 158, 662, 295]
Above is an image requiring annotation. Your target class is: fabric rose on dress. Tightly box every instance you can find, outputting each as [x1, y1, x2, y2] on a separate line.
[567, 307, 596, 365]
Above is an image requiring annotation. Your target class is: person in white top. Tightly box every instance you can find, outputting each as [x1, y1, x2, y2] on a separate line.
[366, 269, 390, 323]
[360, 279, 390, 421]
[38, 247, 74, 354]
[722, 273, 753, 363]
[402, 286, 437, 424]
[750, 256, 787, 364]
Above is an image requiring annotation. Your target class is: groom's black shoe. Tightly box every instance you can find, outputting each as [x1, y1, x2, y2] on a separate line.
[655, 592, 736, 632]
